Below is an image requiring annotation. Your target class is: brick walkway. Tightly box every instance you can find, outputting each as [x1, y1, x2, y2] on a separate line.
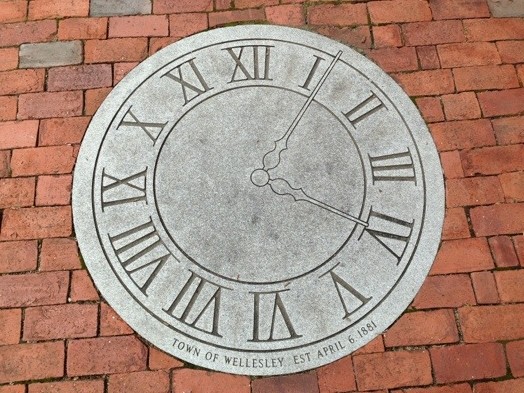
[0, 0, 523, 392]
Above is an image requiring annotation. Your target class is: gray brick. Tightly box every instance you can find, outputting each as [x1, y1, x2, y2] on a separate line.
[487, 0, 524, 17]
[20, 41, 82, 68]
[90, 0, 151, 16]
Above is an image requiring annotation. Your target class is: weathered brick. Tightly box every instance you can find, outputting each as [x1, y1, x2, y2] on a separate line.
[208, 9, 267, 27]
[0, 206, 72, 240]
[515, 235, 524, 266]
[0, 342, 64, 383]
[114, 62, 138, 84]
[314, 26, 371, 50]
[373, 25, 402, 48]
[478, 88, 524, 117]
[1, 386, 27, 393]
[489, 236, 520, 267]
[149, 37, 179, 55]
[40, 238, 81, 271]
[108, 370, 170, 393]
[475, 379, 524, 393]
[461, 144, 524, 176]
[471, 271, 500, 305]
[67, 336, 148, 376]
[0, 48, 19, 71]
[20, 41, 82, 68]
[0, 309, 21, 345]
[90, 0, 152, 16]
[24, 303, 98, 340]
[446, 176, 504, 207]
[0, 96, 17, 121]
[470, 203, 524, 236]
[48, 64, 112, 91]
[18, 91, 83, 119]
[0, 271, 68, 307]
[85, 38, 148, 63]
[440, 151, 465, 179]
[459, 304, 524, 342]
[499, 172, 524, 202]
[368, 47, 418, 72]
[430, 119, 495, 151]
[416, 97, 444, 123]
[317, 356, 356, 393]
[169, 13, 208, 37]
[430, 0, 490, 19]
[455, 65, 519, 92]
[308, 3, 367, 26]
[235, 0, 278, 8]
[70, 270, 100, 301]
[0, 20, 56, 47]
[507, 341, 524, 378]
[392, 384, 472, 393]
[0, 177, 35, 208]
[393, 70, 454, 96]
[149, 347, 184, 370]
[354, 350, 432, 391]
[109, 15, 168, 38]
[35, 174, 72, 206]
[0, 0, 27, 23]
[0, 69, 45, 95]
[100, 302, 133, 336]
[85, 87, 112, 115]
[442, 207, 469, 240]
[430, 238, 494, 274]
[0, 240, 37, 273]
[417, 45, 440, 69]
[250, 372, 313, 393]
[403, 20, 465, 46]
[11, 145, 76, 176]
[29, 380, 104, 393]
[28, 0, 88, 20]
[58, 17, 107, 40]
[369, 0, 431, 23]
[492, 116, 524, 145]
[384, 309, 459, 347]
[495, 270, 524, 302]
[0, 150, 11, 176]
[153, 0, 212, 13]
[413, 274, 476, 309]
[0, 120, 39, 149]
[266, 5, 305, 26]
[497, 41, 524, 63]
[39, 117, 90, 146]
[431, 343, 506, 383]
[464, 18, 524, 41]
[442, 92, 481, 121]
[353, 335, 385, 355]
[438, 42, 500, 68]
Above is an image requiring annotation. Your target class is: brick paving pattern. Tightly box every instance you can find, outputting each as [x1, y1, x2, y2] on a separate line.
[0, 0, 523, 392]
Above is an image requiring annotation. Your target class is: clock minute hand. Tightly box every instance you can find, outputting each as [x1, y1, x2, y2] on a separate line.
[261, 50, 343, 171]
[268, 177, 368, 227]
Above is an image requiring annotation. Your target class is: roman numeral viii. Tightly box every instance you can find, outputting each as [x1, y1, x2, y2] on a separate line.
[223, 45, 273, 82]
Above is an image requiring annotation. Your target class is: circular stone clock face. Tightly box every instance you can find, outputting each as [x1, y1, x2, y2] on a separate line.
[73, 25, 444, 376]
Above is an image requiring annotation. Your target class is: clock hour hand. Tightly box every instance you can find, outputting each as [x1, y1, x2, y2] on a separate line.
[260, 50, 342, 171]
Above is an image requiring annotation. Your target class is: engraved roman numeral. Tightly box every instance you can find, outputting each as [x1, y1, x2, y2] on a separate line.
[322, 267, 372, 321]
[118, 107, 167, 143]
[300, 55, 325, 91]
[343, 92, 386, 127]
[163, 271, 225, 337]
[361, 208, 414, 264]
[369, 149, 416, 184]
[224, 45, 273, 82]
[249, 290, 301, 342]
[101, 168, 147, 210]
[163, 58, 213, 105]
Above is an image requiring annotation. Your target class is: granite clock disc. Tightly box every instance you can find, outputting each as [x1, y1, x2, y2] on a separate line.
[73, 25, 445, 376]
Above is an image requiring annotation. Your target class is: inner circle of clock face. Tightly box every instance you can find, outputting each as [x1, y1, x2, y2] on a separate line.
[154, 86, 365, 284]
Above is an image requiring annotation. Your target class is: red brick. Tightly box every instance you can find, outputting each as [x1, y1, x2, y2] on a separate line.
[314, 26, 371, 50]
[442, 207, 469, 239]
[478, 88, 524, 117]
[0, 0, 27, 23]
[24, 303, 98, 340]
[169, 13, 208, 37]
[11, 145, 76, 176]
[430, 238, 494, 275]
[0, 309, 21, 345]
[0, 271, 68, 307]
[85, 38, 148, 63]
[0, 96, 17, 121]
[252, 372, 317, 393]
[153, 0, 213, 13]
[471, 271, 499, 305]
[368, 47, 418, 72]
[459, 304, 524, 342]
[393, 385, 472, 393]
[489, 236, 520, 268]
[308, 3, 367, 26]
[442, 92, 481, 121]
[354, 350, 432, 391]
[114, 62, 138, 84]
[28, 0, 88, 19]
[0, 120, 39, 149]
[85, 87, 112, 115]
[430, 0, 489, 19]
[109, 15, 168, 38]
[18, 91, 83, 119]
[438, 42, 500, 68]
[413, 274, 476, 309]
[384, 309, 459, 347]
[492, 116, 524, 145]
[68, 336, 147, 376]
[0, 48, 19, 71]
[417, 46, 440, 69]
[430, 120, 495, 151]
[0, 150, 11, 176]
[108, 370, 170, 393]
[40, 238, 81, 271]
[0, 240, 37, 273]
[518, 64, 524, 84]
[0, 341, 64, 383]
[35, 174, 72, 206]
[454, 65, 519, 92]
[0, 20, 56, 47]
[266, 4, 304, 26]
[507, 341, 524, 378]
[431, 343, 506, 383]
[0, 384, 24, 393]
[215, 0, 231, 10]
[446, 176, 503, 207]
[0, 177, 35, 208]
[149, 37, 180, 55]
[149, 347, 184, 370]
[317, 356, 356, 393]
[38, 117, 90, 146]
[403, 20, 465, 46]
[461, 145, 524, 176]
[208, 9, 266, 27]
[440, 151, 465, 179]
[235, 0, 278, 7]
[497, 41, 524, 64]
[500, 172, 524, 202]
[470, 203, 524, 236]
[373, 25, 402, 48]
[47, 64, 112, 92]
[394, 70, 454, 96]
[464, 18, 524, 41]
[100, 302, 133, 336]
[0, 206, 72, 240]
[369, 0, 431, 23]
[70, 270, 100, 301]
[58, 17, 107, 40]
[0, 69, 44, 95]
[173, 369, 250, 393]
[495, 270, 524, 303]
[29, 380, 104, 393]
[515, 235, 524, 266]
[353, 335, 385, 355]
[416, 97, 444, 123]
[475, 379, 524, 393]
